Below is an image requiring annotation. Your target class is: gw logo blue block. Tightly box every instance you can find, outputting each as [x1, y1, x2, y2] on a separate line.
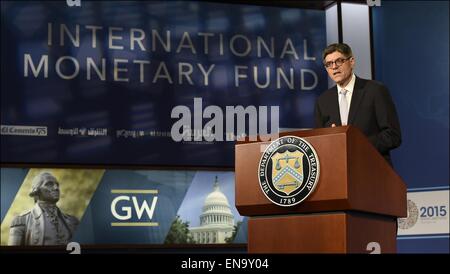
[110, 189, 159, 227]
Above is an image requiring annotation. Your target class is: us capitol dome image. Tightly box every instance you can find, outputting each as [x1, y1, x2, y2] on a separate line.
[189, 176, 235, 244]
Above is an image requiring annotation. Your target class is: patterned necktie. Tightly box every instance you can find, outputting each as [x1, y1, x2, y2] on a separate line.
[339, 89, 349, 125]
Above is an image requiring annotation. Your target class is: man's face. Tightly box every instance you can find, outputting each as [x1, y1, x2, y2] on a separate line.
[38, 176, 60, 203]
[324, 51, 355, 86]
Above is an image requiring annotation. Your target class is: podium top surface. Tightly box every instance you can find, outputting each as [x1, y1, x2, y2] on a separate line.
[236, 126, 353, 145]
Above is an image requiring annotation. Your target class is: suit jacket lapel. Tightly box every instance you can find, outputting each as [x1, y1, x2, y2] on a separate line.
[348, 77, 366, 125]
[32, 204, 45, 245]
[329, 86, 342, 125]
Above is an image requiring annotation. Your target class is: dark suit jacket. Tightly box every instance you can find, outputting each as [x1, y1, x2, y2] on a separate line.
[8, 203, 79, 246]
[314, 76, 402, 165]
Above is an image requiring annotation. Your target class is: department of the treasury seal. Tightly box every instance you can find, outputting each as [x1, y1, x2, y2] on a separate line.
[258, 136, 320, 207]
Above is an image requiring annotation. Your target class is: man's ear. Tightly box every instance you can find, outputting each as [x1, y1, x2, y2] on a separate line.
[35, 189, 41, 200]
[350, 57, 356, 68]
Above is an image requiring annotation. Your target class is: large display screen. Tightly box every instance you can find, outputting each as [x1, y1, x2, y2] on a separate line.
[1, 1, 327, 167]
[1, 167, 246, 245]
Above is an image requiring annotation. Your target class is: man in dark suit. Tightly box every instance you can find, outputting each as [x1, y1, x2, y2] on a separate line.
[314, 43, 401, 166]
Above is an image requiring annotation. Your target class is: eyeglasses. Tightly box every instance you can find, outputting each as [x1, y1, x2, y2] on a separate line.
[323, 57, 352, 68]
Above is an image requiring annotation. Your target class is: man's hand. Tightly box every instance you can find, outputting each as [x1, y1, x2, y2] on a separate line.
[331, 123, 336, 127]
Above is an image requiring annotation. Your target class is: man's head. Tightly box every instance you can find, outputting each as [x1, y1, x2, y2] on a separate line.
[322, 43, 355, 86]
[29, 172, 60, 203]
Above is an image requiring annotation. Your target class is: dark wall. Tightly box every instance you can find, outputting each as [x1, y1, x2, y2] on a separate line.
[372, 0, 449, 189]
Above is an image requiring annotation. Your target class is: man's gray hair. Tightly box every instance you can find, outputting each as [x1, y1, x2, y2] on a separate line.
[29, 172, 57, 197]
[322, 43, 353, 61]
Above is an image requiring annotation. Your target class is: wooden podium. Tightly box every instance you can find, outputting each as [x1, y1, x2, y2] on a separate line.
[235, 126, 407, 253]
